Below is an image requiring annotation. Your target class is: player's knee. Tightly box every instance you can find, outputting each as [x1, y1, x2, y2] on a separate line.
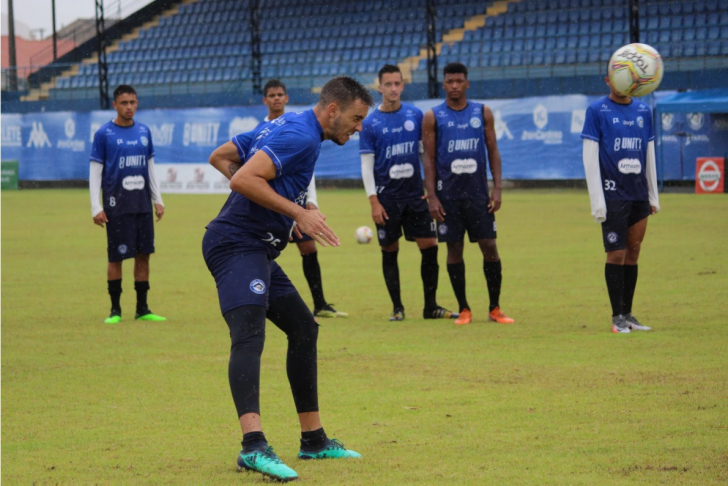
[224, 305, 267, 354]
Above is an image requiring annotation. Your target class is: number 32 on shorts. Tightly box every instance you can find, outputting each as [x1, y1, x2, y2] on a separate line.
[604, 179, 616, 191]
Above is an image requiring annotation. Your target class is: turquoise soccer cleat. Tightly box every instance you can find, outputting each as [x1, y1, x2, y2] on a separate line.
[237, 446, 298, 482]
[298, 438, 362, 460]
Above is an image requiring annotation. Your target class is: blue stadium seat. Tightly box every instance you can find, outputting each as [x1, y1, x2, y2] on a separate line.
[708, 26, 721, 40]
[556, 36, 567, 49]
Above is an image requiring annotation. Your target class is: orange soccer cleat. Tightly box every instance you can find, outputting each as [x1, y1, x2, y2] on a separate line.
[488, 307, 515, 324]
[454, 309, 472, 325]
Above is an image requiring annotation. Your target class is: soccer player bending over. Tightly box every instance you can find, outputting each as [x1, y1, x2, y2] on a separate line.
[359, 64, 458, 321]
[202, 77, 372, 482]
[89, 84, 166, 324]
[422, 62, 514, 326]
[581, 68, 660, 333]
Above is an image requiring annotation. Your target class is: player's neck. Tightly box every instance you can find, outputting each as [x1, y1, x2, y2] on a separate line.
[608, 93, 631, 105]
[445, 98, 468, 111]
[268, 109, 284, 120]
[113, 117, 134, 127]
[379, 99, 401, 113]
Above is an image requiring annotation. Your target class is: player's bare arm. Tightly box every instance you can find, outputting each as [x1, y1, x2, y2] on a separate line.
[483, 106, 503, 213]
[209, 141, 242, 180]
[368, 195, 389, 226]
[230, 151, 339, 247]
[422, 110, 445, 222]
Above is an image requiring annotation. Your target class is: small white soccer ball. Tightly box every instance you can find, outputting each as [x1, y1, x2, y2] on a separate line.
[608, 43, 664, 97]
[354, 226, 373, 244]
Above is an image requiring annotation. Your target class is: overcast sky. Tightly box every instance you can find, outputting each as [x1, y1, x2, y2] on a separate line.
[3, 0, 154, 39]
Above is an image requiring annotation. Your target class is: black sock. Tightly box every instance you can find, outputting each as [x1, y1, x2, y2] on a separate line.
[382, 251, 403, 310]
[604, 263, 625, 317]
[242, 431, 268, 453]
[108, 279, 122, 315]
[300, 427, 328, 452]
[420, 246, 439, 311]
[483, 260, 502, 312]
[447, 262, 469, 312]
[302, 252, 327, 309]
[134, 281, 150, 315]
[622, 264, 638, 315]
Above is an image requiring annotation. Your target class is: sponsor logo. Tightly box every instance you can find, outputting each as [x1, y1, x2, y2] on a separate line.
[64, 119, 76, 138]
[438, 224, 448, 235]
[140, 136, 148, 147]
[622, 119, 635, 126]
[494, 110, 513, 140]
[521, 130, 563, 144]
[26, 122, 51, 148]
[448, 121, 455, 127]
[166, 168, 177, 183]
[392, 127, 403, 133]
[637, 116, 644, 128]
[183, 122, 220, 146]
[451, 158, 478, 174]
[385, 141, 415, 159]
[686, 134, 710, 146]
[148, 123, 174, 146]
[193, 168, 205, 183]
[570, 110, 586, 134]
[600, 103, 611, 112]
[698, 160, 722, 192]
[607, 232, 618, 244]
[457, 123, 469, 129]
[389, 163, 415, 179]
[382, 127, 389, 134]
[125, 139, 138, 146]
[117, 139, 124, 145]
[378, 229, 386, 240]
[661, 113, 674, 131]
[613, 117, 620, 124]
[370, 118, 381, 126]
[447, 138, 479, 152]
[119, 155, 147, 168]
[228, 116, 259, 139]
[638, 103, 650, 112]
[2, 125, 22, 146]
[613, 137, 643, 151]
[470, 117, 482, 129]
[687, 113, 704, 131]
[250, 279, 266, 294]
[122, 175, 146, 190]
[436, 110, 448, 118]
[617, 158, 642, 174]
[533, 104, 548, 129]
[404, 120, 415, 131]
[295, 190, 307, 207]
[118, 244, 128, 255]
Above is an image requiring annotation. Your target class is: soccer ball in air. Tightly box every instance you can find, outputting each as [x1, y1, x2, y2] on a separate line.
[608, 43, 664, 97]
[355, 226, 373, 244]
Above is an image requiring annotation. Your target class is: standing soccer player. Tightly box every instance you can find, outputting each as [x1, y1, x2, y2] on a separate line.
[359, 64, 457, 321]
[260, 79, 347, 318]
[581, 71, 660, 333]
[422, 62, 514, 326]
[90, 84, 166, 324]
[203, 77, 372, 482]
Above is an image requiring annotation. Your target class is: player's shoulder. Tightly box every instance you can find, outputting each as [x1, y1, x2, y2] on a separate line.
[94, 120, 114, 136]
[587, 96, 612, 113]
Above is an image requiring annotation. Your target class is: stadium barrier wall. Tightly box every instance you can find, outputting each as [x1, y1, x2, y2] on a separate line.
[3, 94, 727, 191]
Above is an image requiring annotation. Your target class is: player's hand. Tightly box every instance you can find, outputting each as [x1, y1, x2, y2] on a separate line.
[650, 205, 657, 215]
[370, 200, 388, 226]
[154, 203, 165, 222]
[488, 188, 502, 213]
[290, 224, 303, 240]
[296, 209, 340, 247]
[427, 195, 446, 223]
[93, 211, 108, 227]
[306, 202, 318, 210]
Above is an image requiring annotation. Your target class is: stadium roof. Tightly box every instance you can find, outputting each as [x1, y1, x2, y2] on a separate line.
[656, 89, 728, 113]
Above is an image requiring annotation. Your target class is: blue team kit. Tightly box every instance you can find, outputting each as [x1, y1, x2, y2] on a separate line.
[204, 110, 322, 313]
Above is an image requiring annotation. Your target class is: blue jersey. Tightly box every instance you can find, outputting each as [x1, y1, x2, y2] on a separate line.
[433, 101, 489, 201]
[359, 103, 424, 201]
[581, 96, 654, 201]
[206, 110, 322, 258]
[90, 121, 155, 215]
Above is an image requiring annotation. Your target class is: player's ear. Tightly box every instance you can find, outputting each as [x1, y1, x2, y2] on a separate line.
[327, 102, 340, 119]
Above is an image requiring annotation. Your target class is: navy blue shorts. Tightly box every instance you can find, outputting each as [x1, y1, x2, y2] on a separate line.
[106, 212, 155, 262]
[376, 197, 436, 246]
[290, 228, 313, 243]
[437, 198, 496, 243]
[202, 229, 297, 315]
[601, 200, 651, 252]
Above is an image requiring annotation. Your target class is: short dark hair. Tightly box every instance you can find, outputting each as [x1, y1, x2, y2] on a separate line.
[318, 76, 374, 110]
[263, 79, 287, 96]
[113, 84, 136, 100]
[443, 62, 468, 79]
[378, 64, 402, 83]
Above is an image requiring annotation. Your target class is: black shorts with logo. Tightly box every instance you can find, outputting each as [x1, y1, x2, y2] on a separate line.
[106, 212, 155, 262]
[601, 199, 651, 252]
[376, 197, 436, 246]
[437, 198, 496, 243]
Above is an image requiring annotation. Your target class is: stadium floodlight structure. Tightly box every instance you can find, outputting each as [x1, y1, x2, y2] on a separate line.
[250, 0, 262, 95]
[426, 0, 438, 98]
[95, 0, 110, 109]
[628, 0, 639, 43]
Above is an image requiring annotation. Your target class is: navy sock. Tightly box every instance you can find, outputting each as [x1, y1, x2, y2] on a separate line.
[447, 262, 469, 312]
[134, 280, 150, 315]
[420, 246, 439, 311]
[483, 260, 502, 312]
[108, 279, 122, 315]
[302, 252, 327, 309]
[242, 431, 268, 453]
[604, 263, 625, 317]
[622, 264, 638, 315]
[382, 251, 403, 310]
[300, 427, 327, 452]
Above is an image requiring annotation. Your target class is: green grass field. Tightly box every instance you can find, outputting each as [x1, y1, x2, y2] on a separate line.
[2, 188, 727, 484]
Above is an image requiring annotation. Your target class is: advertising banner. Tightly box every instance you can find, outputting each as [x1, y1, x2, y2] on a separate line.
[695, 157, 725, 194]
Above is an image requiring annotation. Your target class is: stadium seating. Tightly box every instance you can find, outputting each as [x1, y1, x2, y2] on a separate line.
[45, 0, 728, 102]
